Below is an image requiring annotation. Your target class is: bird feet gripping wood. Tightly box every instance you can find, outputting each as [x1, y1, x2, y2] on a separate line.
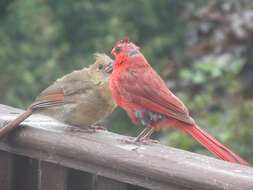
[65, 124, 107, 134]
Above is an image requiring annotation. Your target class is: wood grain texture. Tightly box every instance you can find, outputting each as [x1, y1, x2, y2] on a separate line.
[0, 104, 253, 190]
[12, 155, 38, 190]
[67, 168, 95, 190]
[0, 150, 14, 190]
[94, 176, 127, 190]
[38, 161, 67, 190]
[127, 184, 150, 190]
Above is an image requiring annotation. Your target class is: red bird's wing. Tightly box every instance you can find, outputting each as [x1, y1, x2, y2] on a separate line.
[117, 64, 194, 125]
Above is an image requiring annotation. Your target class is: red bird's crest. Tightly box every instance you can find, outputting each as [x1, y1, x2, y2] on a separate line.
[111, 38, 140, 57]
[119, 37, 130, 44]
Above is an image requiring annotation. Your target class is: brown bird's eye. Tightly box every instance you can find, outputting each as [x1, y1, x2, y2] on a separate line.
[98, 64, 103, 70]
[115, 46, 121, 53]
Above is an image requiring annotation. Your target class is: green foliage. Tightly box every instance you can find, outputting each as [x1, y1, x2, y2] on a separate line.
[0, 0, 252, 163]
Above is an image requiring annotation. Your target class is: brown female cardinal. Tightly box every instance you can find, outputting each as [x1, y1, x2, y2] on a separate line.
[0, 53, 116, 138]
[109, 38, 249, 165]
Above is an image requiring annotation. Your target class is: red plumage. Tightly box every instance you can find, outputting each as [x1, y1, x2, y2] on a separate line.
[109, 39, 249, 165]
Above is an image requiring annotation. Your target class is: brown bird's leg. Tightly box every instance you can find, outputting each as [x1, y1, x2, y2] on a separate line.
[0, 109, 33, 138]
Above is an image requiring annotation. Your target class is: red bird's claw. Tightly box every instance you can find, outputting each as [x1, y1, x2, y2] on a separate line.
[120, 137, 160, 145]
[139, 138, 160, 145]
[119, 137, 139, 145]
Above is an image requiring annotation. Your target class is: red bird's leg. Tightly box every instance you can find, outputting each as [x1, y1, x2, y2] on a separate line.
[134, 126, 152, 142]
[119, 110, 162, 144]
[133, 110, 162, 143]
[133, 110, 152, 142]
[139, 127, 160, 144]
[142, 127, 155, 139]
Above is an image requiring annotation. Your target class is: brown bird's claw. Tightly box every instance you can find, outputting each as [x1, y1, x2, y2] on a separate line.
[90, 124, 107, 131]
[66, 124, 107, 134]
[66, 126, 96, 133]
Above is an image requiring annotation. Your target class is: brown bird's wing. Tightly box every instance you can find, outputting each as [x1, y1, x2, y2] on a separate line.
[117, 64, 194, 125]
[31, 69, 100, 110]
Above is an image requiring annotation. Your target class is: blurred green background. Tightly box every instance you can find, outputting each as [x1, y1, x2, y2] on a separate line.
[0, 0, 252, 163]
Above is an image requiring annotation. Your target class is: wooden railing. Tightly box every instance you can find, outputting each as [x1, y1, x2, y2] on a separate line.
[0, 104, 252, 190]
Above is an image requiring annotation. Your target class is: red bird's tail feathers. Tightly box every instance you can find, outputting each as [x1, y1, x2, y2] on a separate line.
[183, 124, 249, 165]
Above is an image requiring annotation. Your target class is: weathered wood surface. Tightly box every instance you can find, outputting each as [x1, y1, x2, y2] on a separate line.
[67, 169, 95, 190]
[0, 150, 14, 190]
[94, 176, 127, 190]
[38, 161, 67, 190]
[0, 104, 252, 190]
[12, 155, 38, 190]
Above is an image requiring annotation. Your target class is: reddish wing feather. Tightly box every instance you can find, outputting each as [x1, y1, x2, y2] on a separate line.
[116, 58, 194, 125]
[30, 90, 65, 109]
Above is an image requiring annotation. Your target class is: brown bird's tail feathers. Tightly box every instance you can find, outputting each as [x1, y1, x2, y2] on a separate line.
[0, 108, 33, 138]
[183, 124, 249, 165]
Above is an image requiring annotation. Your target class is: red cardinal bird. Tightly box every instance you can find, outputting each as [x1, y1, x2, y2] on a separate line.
[109, 38, 249, 165]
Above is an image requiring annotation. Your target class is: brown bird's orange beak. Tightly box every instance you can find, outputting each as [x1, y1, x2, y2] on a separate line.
[111, 47, 117, 57]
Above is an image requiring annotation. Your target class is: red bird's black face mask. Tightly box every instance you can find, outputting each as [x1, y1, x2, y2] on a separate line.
[111, 38, 140, 58]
